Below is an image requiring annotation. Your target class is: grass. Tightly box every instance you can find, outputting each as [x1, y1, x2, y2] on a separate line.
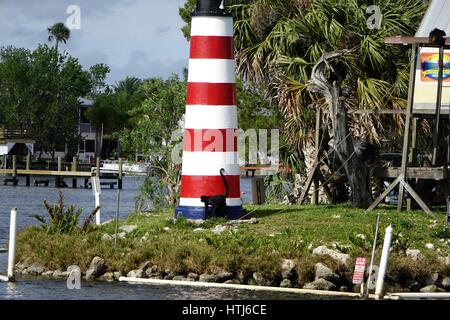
[15, 204, 450, 285]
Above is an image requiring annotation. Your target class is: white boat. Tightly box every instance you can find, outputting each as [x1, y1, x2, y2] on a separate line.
[101, 161, 150, 175]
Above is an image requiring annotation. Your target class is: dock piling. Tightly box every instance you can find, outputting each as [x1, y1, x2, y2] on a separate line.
[26, 155, 31, 186]
[118, 158, 123, 190]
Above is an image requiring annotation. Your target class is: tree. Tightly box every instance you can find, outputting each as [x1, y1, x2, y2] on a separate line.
[47, 22, 71, 52]
[119, 75, 186, 209]
[0, 44, 91, 159]
[88, 63, 111, 98]
[180, 0, 427, 208]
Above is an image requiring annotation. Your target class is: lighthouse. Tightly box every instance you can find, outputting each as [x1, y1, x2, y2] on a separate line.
[174, 0, 246, 220]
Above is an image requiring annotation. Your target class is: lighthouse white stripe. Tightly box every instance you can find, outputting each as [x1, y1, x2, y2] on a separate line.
[181, 152, 240, 175]
[179, 197, 243, 207]
[188, 59, 236, 84]
[190, 16, 233, 37]
[185, 105, 237, 129]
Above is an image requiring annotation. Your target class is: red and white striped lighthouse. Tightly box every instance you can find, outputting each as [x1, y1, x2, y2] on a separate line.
[175, 0, 245, 220]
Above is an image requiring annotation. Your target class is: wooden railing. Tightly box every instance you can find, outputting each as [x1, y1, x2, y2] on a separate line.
[0, 126, 33, 140]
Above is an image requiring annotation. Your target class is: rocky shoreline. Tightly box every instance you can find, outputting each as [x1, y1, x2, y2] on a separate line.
[13, 245, 450, 294]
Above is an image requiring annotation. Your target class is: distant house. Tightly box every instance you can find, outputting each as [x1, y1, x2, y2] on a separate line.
[77, 97, 102, 162]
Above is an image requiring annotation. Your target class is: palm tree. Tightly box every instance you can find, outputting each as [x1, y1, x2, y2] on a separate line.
[47, 22, 71, 52]
[230, 0, 427, 207]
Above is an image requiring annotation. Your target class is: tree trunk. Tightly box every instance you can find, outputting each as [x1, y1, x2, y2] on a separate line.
[308, 50, 371, 208]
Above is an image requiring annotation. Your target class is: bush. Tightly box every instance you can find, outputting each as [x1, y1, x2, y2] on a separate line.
[32, 190, 99, 234]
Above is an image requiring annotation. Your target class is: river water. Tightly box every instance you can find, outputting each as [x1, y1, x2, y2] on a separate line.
[0, 176, 332, 300]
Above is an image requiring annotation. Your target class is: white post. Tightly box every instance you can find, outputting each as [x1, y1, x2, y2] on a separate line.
[7, 208, 17, 281]
[91, 176, 101, 225]
[375, 224, 393, 299]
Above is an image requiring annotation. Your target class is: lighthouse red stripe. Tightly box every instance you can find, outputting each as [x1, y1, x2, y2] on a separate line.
[190, 36, 234, 59]
[180, 175, 241, 198]
[187, 83, 236, 105]
[183, 129, 238, 152]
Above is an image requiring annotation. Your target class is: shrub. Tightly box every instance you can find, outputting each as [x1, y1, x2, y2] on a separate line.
[32, 190, 99, 234]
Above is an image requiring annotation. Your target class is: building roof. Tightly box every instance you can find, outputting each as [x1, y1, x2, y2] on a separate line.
[415, 0, 450, 37]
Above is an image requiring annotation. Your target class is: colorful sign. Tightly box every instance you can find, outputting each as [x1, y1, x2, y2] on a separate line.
[420, 53, 450, 82]
[352, 257, 366, 284]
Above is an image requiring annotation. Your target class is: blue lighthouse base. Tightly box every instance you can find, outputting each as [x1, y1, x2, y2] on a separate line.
[174, 205, 247, 220]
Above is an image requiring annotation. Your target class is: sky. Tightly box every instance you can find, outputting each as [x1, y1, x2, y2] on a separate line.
[0, 0, 190, 84]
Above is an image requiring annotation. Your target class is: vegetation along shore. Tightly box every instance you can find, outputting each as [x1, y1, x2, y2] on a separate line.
[11, 204, 450, 294]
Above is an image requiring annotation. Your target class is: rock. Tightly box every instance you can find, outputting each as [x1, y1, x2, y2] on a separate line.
[193, 228, 205, 232]
[439, 277, 450, 289]
[303, 278, 336, 291]
[41, 271, 54, 278]
[113, 271, 122, 281]
[211, 225, 228, 235]
[224, 279, 241, 285]
[280, 279, 293, 288]
[425, 243, 435, 250]
[67, 265, 80, 274]
[102, 272, 115, 282]
[15, 262, 27, 272]
[215, 272, 233, 283]
[187, 273, 199, 281]
[117, 232, 126, 239]
[127, 269, 145, 278]
[85, 256, 106, 280]
[26, 263, 45, 276]
[406, 249, 424, 261]
[53, 269, 64, 279]
[437, 255, 450, 265]
[173, 275, 187, 281]
[199, 273, 219, 283]
[312, 246, 351, 267]
[404, 279, 420, 291]
[314, 263, 340, 284]
[60, 271, 70, 278]
[101, 234, 113, 241]
[339, 286, 348, 292]
[138, 261, 152, 272]
[281, 259, 297, 279]
[164, 272, 175, 280]
[187, 219, 205, 225]
[119, 225, 138, 234]
[226, 218, 259, 225]
[252, 272, 276, 287]
[163, 227, 171, 231]
[356, 234, 366, 240]
[424, 273, 439, 286]
[420, 285, 445, 293]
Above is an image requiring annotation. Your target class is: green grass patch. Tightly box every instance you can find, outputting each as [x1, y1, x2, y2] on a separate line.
[14, 204, 450, 281]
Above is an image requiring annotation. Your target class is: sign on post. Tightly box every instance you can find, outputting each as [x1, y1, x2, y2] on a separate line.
[352, 257, 366, 285]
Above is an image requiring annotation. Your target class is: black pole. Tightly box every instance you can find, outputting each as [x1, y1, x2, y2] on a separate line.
[193, 0, 229, 16]
[432, 46, 444, 166]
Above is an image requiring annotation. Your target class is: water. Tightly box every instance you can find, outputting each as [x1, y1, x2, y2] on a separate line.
[1, 176, 307, 300]
[0, 279, 335, 300]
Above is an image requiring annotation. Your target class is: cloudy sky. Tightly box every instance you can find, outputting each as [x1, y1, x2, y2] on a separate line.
[0, 0, 190, 84]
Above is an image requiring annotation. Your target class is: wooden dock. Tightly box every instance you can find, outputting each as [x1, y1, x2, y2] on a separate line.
[0, 155, 124, 189]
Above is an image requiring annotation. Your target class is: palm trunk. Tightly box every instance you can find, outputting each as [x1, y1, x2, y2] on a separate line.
[309, 51, 371, 209]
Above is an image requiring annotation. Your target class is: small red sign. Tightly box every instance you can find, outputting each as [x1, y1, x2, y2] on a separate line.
[352, 257, 366, 284]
